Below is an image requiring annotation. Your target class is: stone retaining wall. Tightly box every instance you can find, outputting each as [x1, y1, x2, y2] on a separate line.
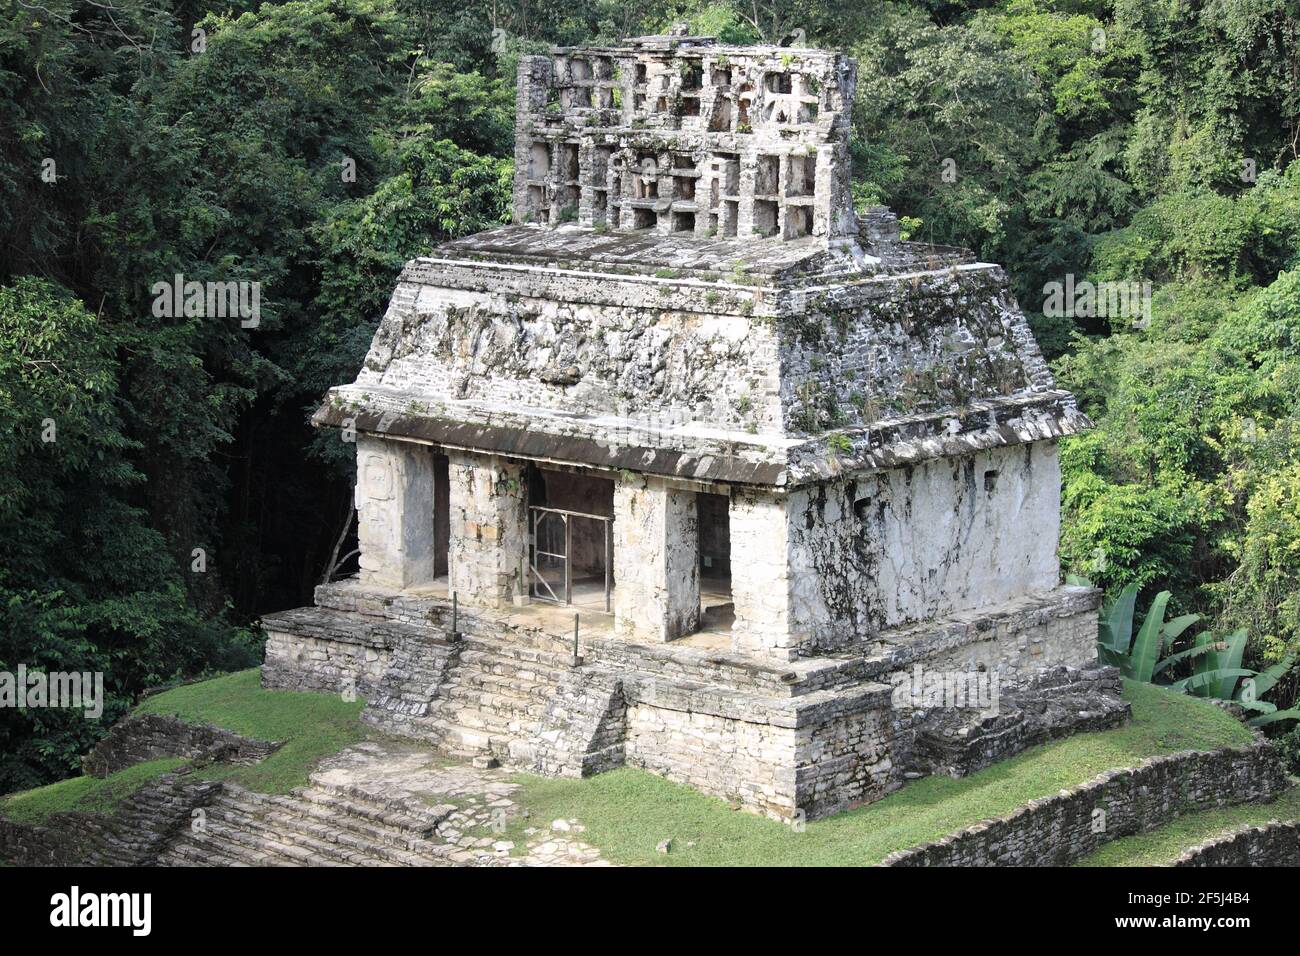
[1174, 819, 1300, 867]
[0, 774, 221, 867]
[262, 605, 396, 695]
[881, 740, 1288, 866]
[83, 713, 278, 778]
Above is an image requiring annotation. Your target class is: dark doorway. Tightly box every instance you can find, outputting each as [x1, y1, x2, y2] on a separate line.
[530, 468, 615, 611]
[697, 491, 733, 628]
[433, 452, 449, 578]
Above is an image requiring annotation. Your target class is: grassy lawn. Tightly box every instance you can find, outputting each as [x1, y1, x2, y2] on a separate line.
[136, 668, 368, 794]
[1075, 785, 1300, 866]
[507, 680, 1257, 867]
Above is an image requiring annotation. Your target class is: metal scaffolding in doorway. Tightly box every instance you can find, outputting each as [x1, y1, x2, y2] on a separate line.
[529, 505, 612, 611]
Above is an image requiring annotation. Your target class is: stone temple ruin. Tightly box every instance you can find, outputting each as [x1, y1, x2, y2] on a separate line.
[263, 28, 1125, 820]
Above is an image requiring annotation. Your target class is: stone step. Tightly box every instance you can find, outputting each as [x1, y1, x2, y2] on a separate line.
[280, 796, 447, 852]
[296, 785, 455, 835]
[440, 688, 548, 722]
[456, 648, 572, 684]
[457, 668, 557, 699]
[195, 815, 357, 866]
[160, 843, 252, 868]
[160, 833, 268, 868]
[202, 797, 428, 866]
[439, 703, 542, 736]
[459, 635, 575, 667]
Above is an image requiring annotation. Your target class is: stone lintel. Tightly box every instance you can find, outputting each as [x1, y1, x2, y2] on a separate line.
[314, 388, 1087, 490]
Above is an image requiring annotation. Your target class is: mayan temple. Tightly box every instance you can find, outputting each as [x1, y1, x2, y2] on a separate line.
[262, 26, 1126, 820]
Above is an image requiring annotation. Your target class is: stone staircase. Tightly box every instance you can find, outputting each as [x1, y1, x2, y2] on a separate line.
[158, 782, 461, 867]
[362, 626, 581, 768]
[432, 632, 578, 765]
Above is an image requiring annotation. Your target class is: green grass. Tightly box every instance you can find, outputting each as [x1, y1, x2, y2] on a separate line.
[137, 668, 368, 794]
[2, 669, 368, 829]
[1075, 785, 1300, 866]
[0, 757, 186, 825]
[507, 680, 1257, 867]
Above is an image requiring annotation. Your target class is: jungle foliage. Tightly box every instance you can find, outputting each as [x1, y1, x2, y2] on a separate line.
[2, 0, 1299, 789]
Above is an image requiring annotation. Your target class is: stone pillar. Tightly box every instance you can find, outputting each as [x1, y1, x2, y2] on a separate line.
[613, 475, 699, 642]
[355, 435, 436, 590]
[447, 451, 528, 609]
[729, 488, 802, 660]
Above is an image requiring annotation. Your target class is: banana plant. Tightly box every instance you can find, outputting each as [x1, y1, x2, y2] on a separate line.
[1090, 580, 1299, 727]
[1096, 582, 1199, 683]
[1158, 630, 1299, 727]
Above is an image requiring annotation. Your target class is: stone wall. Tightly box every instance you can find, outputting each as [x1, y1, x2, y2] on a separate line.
[262, 606, 396, 696]
[355, 434, 436, 589]
[623, 685, 799, 818]
[83, 713, 278, 778]
[861, 442, 1061, 628]
[447, 450, 528, 608]
[880, 740, 1288, 866]
[1174, 820, 1300, 867]
[0, 774, 221, 867]
[613, 475, 700, 642]
[868, 585, 1100, 683]
[729, 446, 1068, 659]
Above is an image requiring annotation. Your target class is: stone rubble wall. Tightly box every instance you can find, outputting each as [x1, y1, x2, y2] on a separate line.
[82, 712, 278, 778]
[1173, 819, 1300, 867]
[904, 666, 1129, 779]
[0, 774, 222, 867]
[880, 740, 1288, 866]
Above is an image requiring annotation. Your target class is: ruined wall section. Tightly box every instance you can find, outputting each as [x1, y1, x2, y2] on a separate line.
[731, 442, 1062, 657]
[777, 267, 1047, 435]
[512, 41, 858, 243]
[355, 279, 784, 437]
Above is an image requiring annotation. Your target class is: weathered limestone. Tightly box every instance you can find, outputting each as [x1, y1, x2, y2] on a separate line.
[270, 29, 1116, 822]
[447, 451, 528, 608]
[613, 475, 699, 641]
[82, 713, 278, 778]
[729, 488, 798, 658]
[355, 435, 436, 589]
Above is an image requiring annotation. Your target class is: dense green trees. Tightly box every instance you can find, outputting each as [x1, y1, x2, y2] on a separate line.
[2, 0, 1298, 788]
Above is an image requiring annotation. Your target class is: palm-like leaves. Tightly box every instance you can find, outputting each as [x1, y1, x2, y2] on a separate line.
[1095, 584, 1298, 728]
[1096, 585, 1195, 683]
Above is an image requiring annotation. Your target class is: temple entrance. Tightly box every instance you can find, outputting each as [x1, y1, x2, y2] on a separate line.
[528, 468, 614, 612]
[697, 491, 733, 630]
[433, 452, 449, 578]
